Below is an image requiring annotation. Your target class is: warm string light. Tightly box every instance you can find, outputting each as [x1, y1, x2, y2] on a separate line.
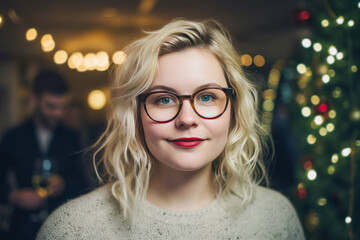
[240, 54, 266, 67]
[88, 90, 106, 110]
[0, 14, 4, 27]
[24, 27, 126, 72]
[26, 28, 37, 41]
[260, 61, 283, 134]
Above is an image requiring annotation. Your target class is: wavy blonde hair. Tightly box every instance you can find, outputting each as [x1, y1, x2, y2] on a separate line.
[92, 18, 272, 222]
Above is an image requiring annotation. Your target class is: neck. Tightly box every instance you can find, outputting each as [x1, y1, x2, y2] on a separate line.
[146, 161, 216, 211]
[34, 113, 50, 130]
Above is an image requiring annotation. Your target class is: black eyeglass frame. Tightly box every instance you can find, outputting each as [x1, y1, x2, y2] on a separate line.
[138, 87, 234, 123]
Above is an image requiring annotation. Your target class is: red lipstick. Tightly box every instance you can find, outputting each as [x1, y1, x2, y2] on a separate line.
[168, 137, 205, 148]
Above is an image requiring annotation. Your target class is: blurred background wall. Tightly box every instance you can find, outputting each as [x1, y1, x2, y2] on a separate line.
[0, 0, 359, 239]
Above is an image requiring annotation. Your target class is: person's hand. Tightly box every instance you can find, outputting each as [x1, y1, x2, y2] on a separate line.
[47, 175, 65, 197]
[9, 188, 46, 210]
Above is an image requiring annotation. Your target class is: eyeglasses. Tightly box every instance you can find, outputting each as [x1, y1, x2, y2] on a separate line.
[138, 87, 234, 123]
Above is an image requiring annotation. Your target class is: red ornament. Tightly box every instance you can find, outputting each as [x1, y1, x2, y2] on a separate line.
[299, 11, 310, 20]
[319, 103, 327, 112]
[314, 102, 329, 118]
[304, 161, 313, 170]
[294, 8, 311, 26]
[297, 189, 308, 199]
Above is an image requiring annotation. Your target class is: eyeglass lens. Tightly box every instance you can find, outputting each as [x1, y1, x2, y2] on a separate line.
[144, 88, 228, 122]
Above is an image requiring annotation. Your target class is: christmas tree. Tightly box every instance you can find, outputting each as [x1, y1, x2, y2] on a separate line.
[272, 0, 360, 239]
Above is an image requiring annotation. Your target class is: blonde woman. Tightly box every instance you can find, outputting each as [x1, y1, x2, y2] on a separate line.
[37, 19, 305, 239]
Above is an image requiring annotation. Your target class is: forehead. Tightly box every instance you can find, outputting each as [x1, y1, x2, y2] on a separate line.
[40, 92, 69, 103]
[153, 48, 227, 93]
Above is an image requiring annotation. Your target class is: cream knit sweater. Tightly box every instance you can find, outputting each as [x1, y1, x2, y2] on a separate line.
[37, 184, 305, 239]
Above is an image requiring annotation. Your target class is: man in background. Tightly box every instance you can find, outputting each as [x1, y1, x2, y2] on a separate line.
[0, 69, 86, 240]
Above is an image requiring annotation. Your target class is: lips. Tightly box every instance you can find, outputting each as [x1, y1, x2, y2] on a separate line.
[167, 137, 206, 148]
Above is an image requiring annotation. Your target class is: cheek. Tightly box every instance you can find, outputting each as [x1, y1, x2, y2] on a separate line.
[141, 107, 163, 147]
[211, 106, 231, 134]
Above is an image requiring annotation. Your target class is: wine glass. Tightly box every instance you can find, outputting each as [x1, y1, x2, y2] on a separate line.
[31, 157, 58, 221]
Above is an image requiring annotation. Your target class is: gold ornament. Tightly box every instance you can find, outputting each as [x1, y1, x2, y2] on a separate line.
[305, 211, 320, 232]
[349, 109, 360, 122]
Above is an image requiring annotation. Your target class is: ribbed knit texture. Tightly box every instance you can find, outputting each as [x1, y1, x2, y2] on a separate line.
[36, 184, 305, 239]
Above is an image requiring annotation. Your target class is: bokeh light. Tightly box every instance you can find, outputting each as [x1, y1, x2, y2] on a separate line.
[112, 51, 127, 65]
[331, 154, 339, 164]
[68, 52, 83, 69]
[326, 56, 335, 64]
[241, 54, 252, 66]
[88, 90, 106, 110]
[41, 34, 55, 52]
[321, 19, 329, 27]
[296, 64, 306, 74]
[26, 28, 37, 41]
[301, 38, 311, 48]
[301, 107, 311, 117]
[307, 134, 317, 144]
[307, 169, 317, 180]
[336, 16, 344, 25]
[254, 55, 265, 67]
[313, 43, 322, 52]
[54, 50, 68, 65]
[310, 95, 320, 105]
[341, 147, 351, 157]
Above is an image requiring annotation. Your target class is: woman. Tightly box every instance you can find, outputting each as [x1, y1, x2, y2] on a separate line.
[37, 19, 305, 239]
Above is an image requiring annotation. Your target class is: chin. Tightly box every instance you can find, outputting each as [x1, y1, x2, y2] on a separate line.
[160, 158, 212, 172]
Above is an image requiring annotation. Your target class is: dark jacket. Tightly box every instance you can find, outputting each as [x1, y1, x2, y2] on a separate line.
[0, 116, 86, 240]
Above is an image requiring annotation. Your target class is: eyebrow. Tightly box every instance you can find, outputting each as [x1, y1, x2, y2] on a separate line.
[147, 83, 224, 94]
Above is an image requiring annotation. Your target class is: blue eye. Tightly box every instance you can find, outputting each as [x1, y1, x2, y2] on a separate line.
[199, 95, 214, 102]
[160, 97, 172, 104]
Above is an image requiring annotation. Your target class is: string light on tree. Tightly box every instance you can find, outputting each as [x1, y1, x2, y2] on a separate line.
[326, 123, 335, 132]
[347, 20, 355, 27]
[296, 64, 307, 74]
[307, 134, 317, 144]
[302, 38, 312, 48]
[327, 56, 335, 64]
[328, 110, 336, 119]
[328, 69, 335, 77]
[287, 1, 359, 238]
[322, 74, 330, 83]
[310, 95, 320, 105]
[327, 165, 335, 175]
[341, 147, 351, 157]
[307, 169, 317, 180]
[314, 115, 324, 125]
[336, 16, 344, 25]
[321, 19, 329, 27]
[351, 65, 358, 72]
[301, 107, 311, 117]
[328, 46, 338, 56]
[313, 43, 322, 52]
[319, 127, 327, 136]
[317, 198, 327, 206]
[331, 154, 339, 164]
[336, 52, 343, 60]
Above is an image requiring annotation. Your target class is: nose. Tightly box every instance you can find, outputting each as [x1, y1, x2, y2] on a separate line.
[174, 100, 199, 128]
